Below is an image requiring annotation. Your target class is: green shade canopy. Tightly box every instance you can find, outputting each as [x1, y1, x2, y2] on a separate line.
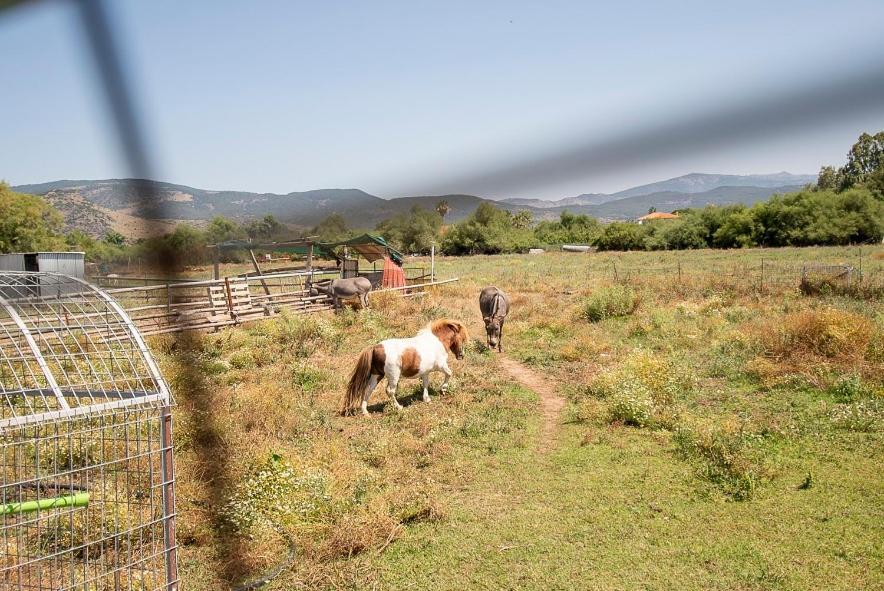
[322, 234, 404, 265]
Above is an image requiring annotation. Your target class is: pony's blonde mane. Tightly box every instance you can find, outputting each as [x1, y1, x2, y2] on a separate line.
[427, 318, 469, 342]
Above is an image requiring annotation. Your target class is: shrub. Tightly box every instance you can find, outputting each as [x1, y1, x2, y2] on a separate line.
[587, 351, 694, 428]
[441, 203, 536, 255]
[267, 312, 335, 357]
[582, 286, 640, 322]
[799, 275, 884, 300]
[608, 389, 655, 427]
[534, 211, 600, 245]
[757, 308, 872, 362]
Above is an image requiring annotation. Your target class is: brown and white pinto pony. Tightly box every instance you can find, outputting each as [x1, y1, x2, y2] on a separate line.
[343, 319, 468, 415]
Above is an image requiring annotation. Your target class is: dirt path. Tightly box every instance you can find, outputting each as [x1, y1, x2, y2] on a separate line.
[497, 356, 566, 452]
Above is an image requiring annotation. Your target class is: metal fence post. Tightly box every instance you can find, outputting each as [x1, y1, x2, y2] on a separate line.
[759, 258, 764, 294]
[161, 406, 179, 590]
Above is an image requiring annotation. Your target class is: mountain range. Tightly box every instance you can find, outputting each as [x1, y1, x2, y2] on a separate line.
[13, 172, 814, 238]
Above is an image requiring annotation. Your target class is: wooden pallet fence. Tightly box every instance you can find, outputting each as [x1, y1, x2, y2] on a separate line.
[101, 272, 460, 336]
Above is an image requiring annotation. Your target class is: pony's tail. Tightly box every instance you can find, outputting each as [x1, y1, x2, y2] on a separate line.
[343, 347, 374, 415]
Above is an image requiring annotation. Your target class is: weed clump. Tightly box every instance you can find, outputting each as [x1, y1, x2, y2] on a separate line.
[746, 308, 878, 388]
[458, 403, 521, 439]
[608, 389, 655, 427]
[320, 512, 400, 559]
[33, 484, 134, 558]
[799, 275, 884, 300]
[586, 350, 695, 428]
[759, 308, 871, 362]
[827, 373, 876, 402]
[264, 312, 336, 357]
[290, 364, 328, 394]
[228, 350, 256, 370]
[673, 425, 769, 500]
[829, 398, 883, 432]
[224, 454, 332, 535]
[582, 286, 641, 322]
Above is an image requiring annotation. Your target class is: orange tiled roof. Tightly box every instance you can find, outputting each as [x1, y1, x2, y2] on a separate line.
[638, 212, 679, 221]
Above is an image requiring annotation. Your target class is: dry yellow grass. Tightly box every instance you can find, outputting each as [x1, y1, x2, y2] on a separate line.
[149, 245, 883, 590]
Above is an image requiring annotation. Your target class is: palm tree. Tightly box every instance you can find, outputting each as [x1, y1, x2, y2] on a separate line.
[435, 200, 450, 220]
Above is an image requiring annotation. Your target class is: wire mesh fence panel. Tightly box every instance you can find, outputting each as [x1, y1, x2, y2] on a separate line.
[1, 407, 171, 591]
[0, 272, 178, 591]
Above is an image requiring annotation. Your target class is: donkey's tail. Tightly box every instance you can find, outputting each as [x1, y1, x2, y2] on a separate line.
[343, 347, 374, 415]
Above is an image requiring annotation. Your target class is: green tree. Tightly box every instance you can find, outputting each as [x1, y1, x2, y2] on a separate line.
[311, 213, 351, 242]
[441, 203, 534, 255]
[752, 188, 883, 246]
[817, 165, 841, 191]
[0, 182, 65, 252]
[205, 216, 243, 244]
[712, 208, 759, 248]
[511, 210, 533, 229]
[534, 211, 600, 245]
[67, 230, 125, 263]
[435, 200, 451, 221]
[661, 219, 708, 249]
[376, 206, 442, 253]
[245, 215, 283, 240]
[868, 165, 884, 200]
[103, 230, 126, 246]
[840, 131, 884, 190]
[595, 222, 647, 251]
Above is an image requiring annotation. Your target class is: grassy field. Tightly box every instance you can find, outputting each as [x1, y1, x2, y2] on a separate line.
[154, 245, 883, 590]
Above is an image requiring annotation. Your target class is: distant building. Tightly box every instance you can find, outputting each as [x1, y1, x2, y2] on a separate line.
[636, 212, 679, 224]
[0, 251, 85, 278]
[0, 252, 86, 296]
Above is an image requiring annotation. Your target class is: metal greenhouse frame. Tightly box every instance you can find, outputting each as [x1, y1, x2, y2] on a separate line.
[0, 272, 178, 590]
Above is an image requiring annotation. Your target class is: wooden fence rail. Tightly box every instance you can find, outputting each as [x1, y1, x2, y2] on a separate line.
[101, 272, 460, 337]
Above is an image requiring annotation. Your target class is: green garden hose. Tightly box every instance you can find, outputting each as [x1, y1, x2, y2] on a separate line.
[2, 492, 89, 515]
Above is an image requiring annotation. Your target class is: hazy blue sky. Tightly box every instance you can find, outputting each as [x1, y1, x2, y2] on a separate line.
[2, 0, 883, 199]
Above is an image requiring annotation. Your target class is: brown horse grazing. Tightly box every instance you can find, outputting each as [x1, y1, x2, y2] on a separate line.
[343, 319, 469, 416]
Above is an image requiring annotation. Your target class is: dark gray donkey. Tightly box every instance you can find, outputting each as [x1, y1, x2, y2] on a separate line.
[309, 277, 372, 310]
[479, 286, 509, 352]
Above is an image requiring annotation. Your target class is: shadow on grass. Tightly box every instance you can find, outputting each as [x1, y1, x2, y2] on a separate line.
[365, 387, 441, 413]
[170, 333, 253, 586]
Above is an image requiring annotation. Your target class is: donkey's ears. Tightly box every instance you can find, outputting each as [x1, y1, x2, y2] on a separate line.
[482, 316, 491, 323]
[448, 321, 463, 333]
